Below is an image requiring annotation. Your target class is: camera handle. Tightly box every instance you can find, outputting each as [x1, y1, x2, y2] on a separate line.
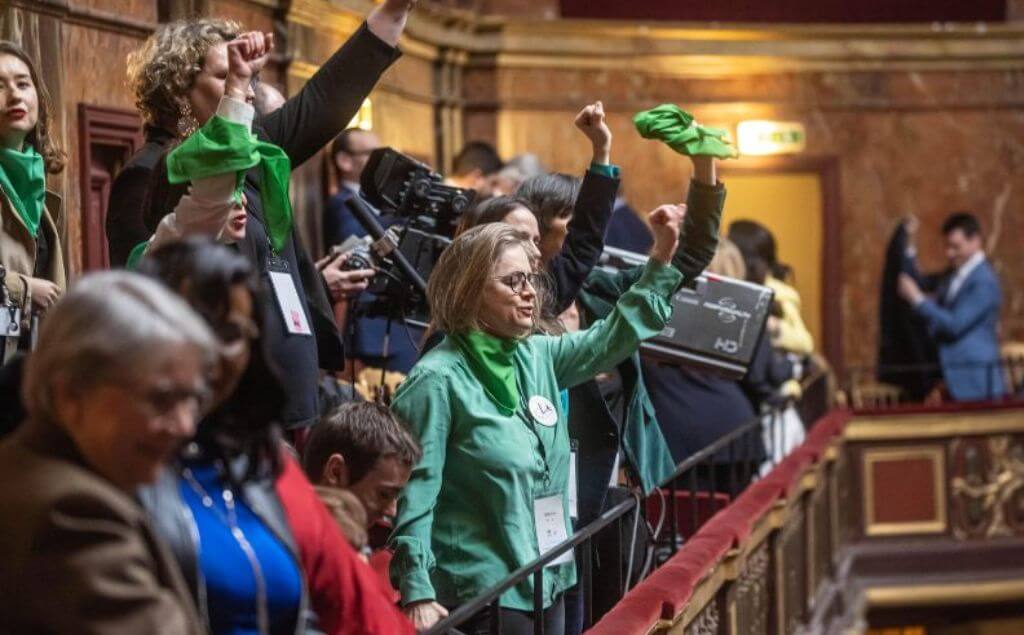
[345, 196, 428, 295]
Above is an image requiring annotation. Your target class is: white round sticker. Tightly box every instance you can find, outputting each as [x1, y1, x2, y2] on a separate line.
[528, 395, 559, 427]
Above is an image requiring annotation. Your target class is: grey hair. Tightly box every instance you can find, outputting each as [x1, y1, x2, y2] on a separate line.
[22, 271, 219, 423]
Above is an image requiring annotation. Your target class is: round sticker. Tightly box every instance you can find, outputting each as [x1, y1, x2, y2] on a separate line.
[528, 395, 559, 427]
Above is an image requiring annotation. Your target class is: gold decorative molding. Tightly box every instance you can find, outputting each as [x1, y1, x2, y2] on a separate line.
[950, 435, 1024, 539]
[845, 410, 1024, 442]
[865, 578, 1024, 607]
[862, 446, 947, 537]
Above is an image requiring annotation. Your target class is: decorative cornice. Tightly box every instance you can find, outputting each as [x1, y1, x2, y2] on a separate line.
[10, 0, 155, 38]
[845, 409, 1024, 441]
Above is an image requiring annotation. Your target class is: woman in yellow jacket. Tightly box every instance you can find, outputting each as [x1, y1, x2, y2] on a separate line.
[0, 41, 66, 362]
[728, 219, 813, 356]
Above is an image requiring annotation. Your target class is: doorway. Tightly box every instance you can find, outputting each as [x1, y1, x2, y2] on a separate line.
[720, 156, 842, 372]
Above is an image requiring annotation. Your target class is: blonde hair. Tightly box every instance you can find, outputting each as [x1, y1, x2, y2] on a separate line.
[706, 238, 746, 280]
[427, 223, 546, 336]
[127, 18, 240, 131]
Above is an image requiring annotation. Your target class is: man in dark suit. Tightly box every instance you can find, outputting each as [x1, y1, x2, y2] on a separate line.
[322, 127, 382, 252]
[898, 212, 1005, 401]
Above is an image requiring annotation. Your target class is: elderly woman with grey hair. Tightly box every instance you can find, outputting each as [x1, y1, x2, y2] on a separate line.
[0, 271, 216, 634]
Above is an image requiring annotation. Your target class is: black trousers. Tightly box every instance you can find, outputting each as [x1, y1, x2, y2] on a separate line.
[455, 595, 565, 635]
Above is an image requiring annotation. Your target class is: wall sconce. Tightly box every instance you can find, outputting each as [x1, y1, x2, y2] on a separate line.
[736, 120, 806, 156]
[347, 98, 373, 131]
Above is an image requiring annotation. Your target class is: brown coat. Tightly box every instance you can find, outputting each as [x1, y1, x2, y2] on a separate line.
[0, 187, 67, 312]
[0, 418, 205, 635]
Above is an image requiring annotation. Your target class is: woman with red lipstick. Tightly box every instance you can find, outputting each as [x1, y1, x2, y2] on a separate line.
[0, 41, 66, 363]
[389, 207, 686, 633]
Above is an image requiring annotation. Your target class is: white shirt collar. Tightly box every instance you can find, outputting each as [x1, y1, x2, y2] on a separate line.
[342, 180, 361, 194]
[954, 251, 986, 281]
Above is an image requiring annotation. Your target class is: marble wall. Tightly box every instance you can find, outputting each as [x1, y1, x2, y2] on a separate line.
[5, 0, 1021, 373]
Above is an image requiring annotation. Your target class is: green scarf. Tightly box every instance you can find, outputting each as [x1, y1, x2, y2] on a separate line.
[452, 330, 519, 416]
[633, 104, 738, 159]
[0, 145, 46, 238]
[167, 115, 293, 253]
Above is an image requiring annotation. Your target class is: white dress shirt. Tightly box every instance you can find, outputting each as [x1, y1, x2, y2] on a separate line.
[945, 251, 986, 304]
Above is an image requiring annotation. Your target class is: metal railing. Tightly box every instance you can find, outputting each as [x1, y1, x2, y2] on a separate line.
[424, 404, 802, 635]
[845, 356, 1024, 409]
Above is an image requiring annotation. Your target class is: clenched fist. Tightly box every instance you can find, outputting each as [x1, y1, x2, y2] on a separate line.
[648, 203, 687, 265]
[574, 101, 612, 165]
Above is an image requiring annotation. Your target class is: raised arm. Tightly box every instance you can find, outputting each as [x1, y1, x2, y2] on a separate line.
[548, 205, 685, 389]
[389, 370, 451, 630]
[547, 101, 619, 313]
[145, 36, 267, 255]
[259, 0, 412, 166]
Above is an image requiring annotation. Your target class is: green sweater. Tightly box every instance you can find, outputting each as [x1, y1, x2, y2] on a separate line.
[390, 260, 683, 610]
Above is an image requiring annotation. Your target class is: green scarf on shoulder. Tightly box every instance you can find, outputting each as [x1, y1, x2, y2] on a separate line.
[452, 330, 520, 416]
[0, 145, 46, 238]
[633, 104, 738, 159]
[167, 115, 293, 253]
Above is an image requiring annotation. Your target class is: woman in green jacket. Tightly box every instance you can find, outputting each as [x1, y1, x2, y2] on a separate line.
[390, 204, 686, 633]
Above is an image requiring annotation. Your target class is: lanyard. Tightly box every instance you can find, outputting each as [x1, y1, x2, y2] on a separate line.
[513, 372, 554, 489]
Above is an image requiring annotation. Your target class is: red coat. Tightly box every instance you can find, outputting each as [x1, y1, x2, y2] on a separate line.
[275, 453, 414, 635]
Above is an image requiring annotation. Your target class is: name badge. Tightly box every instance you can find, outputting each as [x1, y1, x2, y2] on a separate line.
[568, 449, 578, 521]
[534, 495, 573, 567]
[528, 395, 558, 427]
[268, 271, 312, 336]
[0, 307, 21, 337]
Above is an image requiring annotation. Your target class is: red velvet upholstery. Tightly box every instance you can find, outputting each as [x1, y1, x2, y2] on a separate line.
[646, 489, 730, 539]
[588, 408, 851, 634]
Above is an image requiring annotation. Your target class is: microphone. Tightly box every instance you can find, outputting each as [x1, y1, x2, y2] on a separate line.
[345, 196, 428, 296]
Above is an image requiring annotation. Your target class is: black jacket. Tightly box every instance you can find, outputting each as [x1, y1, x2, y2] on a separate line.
[137, 455, 317, 634]
[106, 126, 176, 267]
[546, 169, 619, 315]
[144, 23, 401, 427]
[876, 224, 940, 399]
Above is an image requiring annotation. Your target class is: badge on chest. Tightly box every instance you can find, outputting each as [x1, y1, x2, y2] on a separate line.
[527, 395, 558, 427]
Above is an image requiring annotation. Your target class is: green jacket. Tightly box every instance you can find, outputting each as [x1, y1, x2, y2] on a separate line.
[389, 261, 683, 610]
[576, 180, 727, 493]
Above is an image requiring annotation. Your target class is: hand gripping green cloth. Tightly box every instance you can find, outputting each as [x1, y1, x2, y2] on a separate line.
[167, 115, 293, 253]
[633, 104, 738, 159]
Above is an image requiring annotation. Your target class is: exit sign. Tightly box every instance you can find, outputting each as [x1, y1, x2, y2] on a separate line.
[737, 121, 806, 156]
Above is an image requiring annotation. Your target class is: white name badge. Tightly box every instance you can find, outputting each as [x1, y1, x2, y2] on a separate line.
[528, 395, 559, 427]
[568, 450, 578, 521]
[534, 495, 573, 567]
[268, 271, 313, 336]
[0, 308, 21, 337]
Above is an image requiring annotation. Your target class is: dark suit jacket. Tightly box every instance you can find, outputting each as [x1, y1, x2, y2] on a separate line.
[0, 418, 203, 634]
[106, 125, 176, 267]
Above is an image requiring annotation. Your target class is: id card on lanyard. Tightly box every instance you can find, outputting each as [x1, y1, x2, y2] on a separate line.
[267, 255, 312, 336]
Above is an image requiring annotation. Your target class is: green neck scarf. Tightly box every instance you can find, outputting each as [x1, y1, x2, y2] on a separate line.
[452, 330, 519, 415]
[167, 115, 293, 253]
[0, 144, 46, 238]
[633, 104, 738, 159]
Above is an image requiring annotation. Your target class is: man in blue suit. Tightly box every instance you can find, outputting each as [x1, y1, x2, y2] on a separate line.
[898, 212, 1004, 401]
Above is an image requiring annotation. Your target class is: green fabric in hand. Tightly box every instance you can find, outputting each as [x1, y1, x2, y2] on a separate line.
[633, 104, 738, 159]
[167, 115, 294, 253]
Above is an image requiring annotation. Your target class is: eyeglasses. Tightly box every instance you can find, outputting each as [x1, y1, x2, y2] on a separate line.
[494, 271, 541, 296]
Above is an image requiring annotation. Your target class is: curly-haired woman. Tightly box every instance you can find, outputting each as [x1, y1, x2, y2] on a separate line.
[0, 41, 66, 364]
[119, 0, 415, 431]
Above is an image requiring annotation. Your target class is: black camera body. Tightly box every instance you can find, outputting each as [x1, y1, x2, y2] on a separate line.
[361, 148, 475, 238]
[343, 148, 475, 326]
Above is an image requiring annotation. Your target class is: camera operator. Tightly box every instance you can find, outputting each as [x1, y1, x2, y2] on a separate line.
[322, 128, 383, 253]
[135, 0, 416, 430]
